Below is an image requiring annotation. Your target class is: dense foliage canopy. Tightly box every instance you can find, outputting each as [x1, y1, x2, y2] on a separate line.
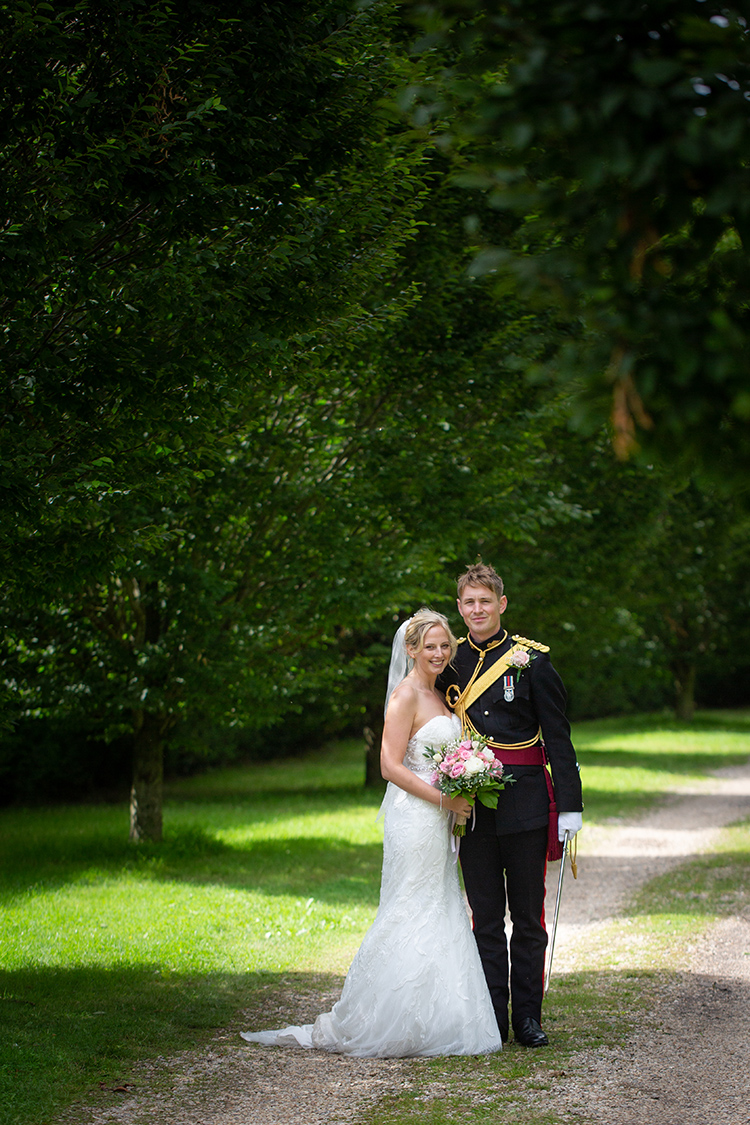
[2, 0, 748, 838]
[1, 0, 428, 588]
[409, 0, 750, 485]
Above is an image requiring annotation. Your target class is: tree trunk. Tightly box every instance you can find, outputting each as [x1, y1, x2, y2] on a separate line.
[129, 710, 165, 842]
[673, 660, 696, 722]
[364, 717, 385, 789]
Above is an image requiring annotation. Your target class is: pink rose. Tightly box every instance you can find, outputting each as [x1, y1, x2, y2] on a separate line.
[450, 763, 466, 778]
[509, 650, 530, 668]
[458, 739, 473, 753]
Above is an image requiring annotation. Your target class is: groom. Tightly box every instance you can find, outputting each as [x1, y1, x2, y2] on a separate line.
[437, 562, 583, 1047]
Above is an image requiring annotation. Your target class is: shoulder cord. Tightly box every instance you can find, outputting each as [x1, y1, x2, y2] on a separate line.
[449, 630, 541, 749]
[459, 630, 507, 698]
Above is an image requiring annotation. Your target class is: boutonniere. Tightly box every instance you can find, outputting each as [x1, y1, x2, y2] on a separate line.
[507, 647, 537, 681]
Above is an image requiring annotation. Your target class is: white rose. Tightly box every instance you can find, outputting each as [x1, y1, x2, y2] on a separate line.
[463, 756, 486, 776]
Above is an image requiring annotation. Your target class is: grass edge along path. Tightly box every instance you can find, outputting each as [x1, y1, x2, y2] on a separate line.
[0, 709, 748, 1125]
[351, 816, 750, 1125]
[48, 818, 750, 1125]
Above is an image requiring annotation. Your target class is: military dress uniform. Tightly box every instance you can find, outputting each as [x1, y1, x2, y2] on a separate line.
[437, 626, 582, 1043]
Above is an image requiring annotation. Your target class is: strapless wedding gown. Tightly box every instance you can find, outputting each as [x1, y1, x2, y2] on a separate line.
[241, 713, 502, 1057]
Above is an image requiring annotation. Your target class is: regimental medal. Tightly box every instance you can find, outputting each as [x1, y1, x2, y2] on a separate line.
[503, 673, 515, 702]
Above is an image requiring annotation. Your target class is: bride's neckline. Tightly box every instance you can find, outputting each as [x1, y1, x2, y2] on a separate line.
[408, 713, 458, 743]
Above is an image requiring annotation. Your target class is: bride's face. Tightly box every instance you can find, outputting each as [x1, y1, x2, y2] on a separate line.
[408, 625, 452, 677]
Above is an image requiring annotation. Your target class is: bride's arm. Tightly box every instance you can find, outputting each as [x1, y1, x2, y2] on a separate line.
[380, 688, 472, 817]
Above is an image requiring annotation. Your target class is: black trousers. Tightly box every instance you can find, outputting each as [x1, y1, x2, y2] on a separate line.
[460, 809, 548, 1037]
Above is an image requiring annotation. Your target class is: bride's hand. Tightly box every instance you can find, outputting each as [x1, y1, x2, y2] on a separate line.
[446, 794, 472, 818]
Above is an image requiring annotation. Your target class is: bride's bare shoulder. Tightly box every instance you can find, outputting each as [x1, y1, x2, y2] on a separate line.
[390, 675, 417, 700]
[386, 675, 422, 729]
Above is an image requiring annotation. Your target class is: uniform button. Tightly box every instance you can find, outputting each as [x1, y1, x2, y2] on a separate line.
[484, 710, 489, 716]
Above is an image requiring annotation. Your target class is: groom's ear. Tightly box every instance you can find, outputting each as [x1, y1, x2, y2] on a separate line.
[499, 595, 508, 614]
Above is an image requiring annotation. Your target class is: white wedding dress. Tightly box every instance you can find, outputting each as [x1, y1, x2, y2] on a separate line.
[241, 713, 502, 1057]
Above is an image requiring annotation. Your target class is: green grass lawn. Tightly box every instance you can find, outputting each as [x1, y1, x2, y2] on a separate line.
[574, 708, 750, 821]
[1, 710, 749, 1125]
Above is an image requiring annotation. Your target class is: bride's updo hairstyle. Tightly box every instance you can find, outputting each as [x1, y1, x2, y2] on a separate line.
[404, 608, 458, 663]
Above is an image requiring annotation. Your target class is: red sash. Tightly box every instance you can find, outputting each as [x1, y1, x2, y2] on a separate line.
[491, 744, 545, 766]
[492, 741, 563, 862]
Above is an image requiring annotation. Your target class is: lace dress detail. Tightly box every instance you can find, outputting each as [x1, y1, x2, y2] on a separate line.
[241, 713, 502, 1057]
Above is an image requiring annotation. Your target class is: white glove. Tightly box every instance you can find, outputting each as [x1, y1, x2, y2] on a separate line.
[557, 811, 583, 842]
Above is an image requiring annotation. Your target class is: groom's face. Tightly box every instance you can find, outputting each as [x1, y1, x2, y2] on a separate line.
[457, 583, 507, 642]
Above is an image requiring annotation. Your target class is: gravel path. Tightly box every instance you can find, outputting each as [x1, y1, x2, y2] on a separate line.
[550, 760, 750, 950]
[68, 761, 750, 1125]
[541, 762, 750, 1125]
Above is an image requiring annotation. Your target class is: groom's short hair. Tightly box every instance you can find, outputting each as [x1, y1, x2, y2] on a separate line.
[456, 563, 504, 600]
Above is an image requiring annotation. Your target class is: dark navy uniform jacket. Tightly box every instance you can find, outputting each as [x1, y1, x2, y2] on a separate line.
[437, 627, 583, 836]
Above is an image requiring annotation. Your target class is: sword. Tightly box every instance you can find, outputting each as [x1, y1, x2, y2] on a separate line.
[544, 830, 569, 994]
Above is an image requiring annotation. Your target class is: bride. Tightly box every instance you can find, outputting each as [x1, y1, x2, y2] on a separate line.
[241, 608, 503, 1057]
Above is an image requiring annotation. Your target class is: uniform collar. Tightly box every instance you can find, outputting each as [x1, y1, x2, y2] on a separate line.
[468, 626, 508, 652]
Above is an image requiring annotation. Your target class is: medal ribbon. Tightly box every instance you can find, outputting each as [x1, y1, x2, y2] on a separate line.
[446, 635, 542, 750]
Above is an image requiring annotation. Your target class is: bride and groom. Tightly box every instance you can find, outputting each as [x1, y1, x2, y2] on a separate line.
[242, 563, 583, 1056]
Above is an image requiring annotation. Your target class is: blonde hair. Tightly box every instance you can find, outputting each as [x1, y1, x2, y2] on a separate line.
[456, 562, 504, 600]
[404, 607, 458, 662]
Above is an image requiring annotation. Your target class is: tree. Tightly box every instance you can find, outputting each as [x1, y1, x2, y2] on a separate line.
[0, 0, 430, 592]
[3, 359, 567, 836]
[478, 422, 750, 721]
[627, 478, 750, 719]
[1, 0, 441, 832]
[2, 159, 588, 835]
[407, 1, 750, 486]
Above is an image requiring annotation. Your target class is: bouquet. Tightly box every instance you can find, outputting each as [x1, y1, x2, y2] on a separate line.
[424, 734, 515, 836]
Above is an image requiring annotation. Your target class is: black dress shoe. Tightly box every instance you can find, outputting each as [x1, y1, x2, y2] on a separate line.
[513, 1017, 549, 1047]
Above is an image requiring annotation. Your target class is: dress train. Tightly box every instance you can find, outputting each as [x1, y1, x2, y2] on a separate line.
[241, 714, 502, 1057]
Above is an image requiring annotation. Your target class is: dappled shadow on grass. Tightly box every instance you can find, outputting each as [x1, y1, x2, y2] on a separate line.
[627, 845, 750, 920]
[6, 960, 750, 1125]
[0, 824, 384, 907]
[228, 836, 383, 903]
[576, 709, 750, 739]
[361, 967, 750, 1125]
[577, 747, 750, 774]
[582, 783, 673, 822]
[0, 964, 342, 1125]
[578, 745, 750, 822]
[532, 968, 646, 1051]
[582, 784, 750, 822]
[0, 962, 648, 1125]
[165, 780, 387, 804]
